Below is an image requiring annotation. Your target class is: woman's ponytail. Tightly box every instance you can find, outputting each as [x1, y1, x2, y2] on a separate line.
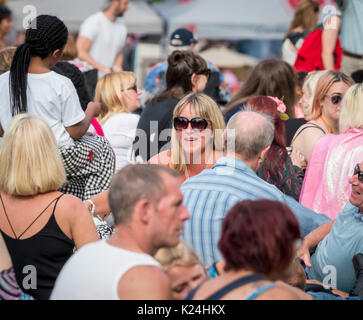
[9, 43, 31, 115]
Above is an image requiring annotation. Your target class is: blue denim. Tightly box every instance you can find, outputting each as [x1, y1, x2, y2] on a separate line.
[308, 291, 361, 300]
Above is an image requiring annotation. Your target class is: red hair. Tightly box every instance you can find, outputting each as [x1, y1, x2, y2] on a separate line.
[218, 199, 301, 277]
[247, 96, 287, 180]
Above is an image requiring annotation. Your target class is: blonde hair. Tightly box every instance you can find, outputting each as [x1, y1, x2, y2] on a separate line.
[301, 70, 328, 118]
[154, 240, 204, 272]
[94, 71, 136, 125]
[0, 46, 16, 75]
[62, 34, 78, 61]
[171, 93, 225, 175]
[0, 114, 66, 196]
[339, 83, 363, 133]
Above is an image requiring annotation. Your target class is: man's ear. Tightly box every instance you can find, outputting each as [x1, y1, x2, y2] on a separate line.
[256, 145, 270, 168]
[134, 199, 154, 225]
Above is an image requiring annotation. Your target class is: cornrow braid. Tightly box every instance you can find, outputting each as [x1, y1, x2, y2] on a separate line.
[9, 15, 68, 115]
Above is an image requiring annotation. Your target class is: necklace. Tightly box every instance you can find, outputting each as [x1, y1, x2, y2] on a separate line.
[320, 115, 332, 133]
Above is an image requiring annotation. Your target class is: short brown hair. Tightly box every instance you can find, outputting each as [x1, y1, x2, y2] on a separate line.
[0, 46, 16, 75]
[219, 199, 301, 277]
[108, 164, 181, 225]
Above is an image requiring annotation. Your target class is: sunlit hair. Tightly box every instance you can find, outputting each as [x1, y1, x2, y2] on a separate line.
[224, 59, 297, 119]
[171, 93, 225, 175]
[301, 70, 328, 118]
[0, 114, 66, 196]
[308, 71, 354, 121]
[95, 71, 136, 125]
[0, 46, 16, 75]
[61, 34, 78, 61]
[339, 83, 363, 133]
[219, 199, 301, 279]
[284, 0, 320, 39]
[154, 240, 204, 273]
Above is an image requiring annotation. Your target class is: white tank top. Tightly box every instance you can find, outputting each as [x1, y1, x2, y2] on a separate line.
[50, 240, 160, 300]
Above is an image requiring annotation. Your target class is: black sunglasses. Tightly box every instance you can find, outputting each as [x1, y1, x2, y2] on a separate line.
[326, 94, 342, 105]
[173, 116, 209, 131]
[354, 163, 363, 183]
[122, 84, 137, 92]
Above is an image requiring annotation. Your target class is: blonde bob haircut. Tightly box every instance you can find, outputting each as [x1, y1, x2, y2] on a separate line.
[154, 240, 205, 273]
[0, 114, 66, 196]
[308, 71, 354, 121]
[339, 83, 363, 133]
[94, 71, 137, 125]
[171, 93, 225, 175]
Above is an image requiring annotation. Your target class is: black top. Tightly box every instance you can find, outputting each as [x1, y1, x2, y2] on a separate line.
[285, 118, 307, 146]
[134, 98, 180, 161]
[0, 194, 74, 300]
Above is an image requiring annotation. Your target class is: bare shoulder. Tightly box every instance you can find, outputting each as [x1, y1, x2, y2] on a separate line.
[258, 281, 312, 300]
[148, 150, 170, 166]
[57, 194, 87, 213]
[118, 265, 171, 300]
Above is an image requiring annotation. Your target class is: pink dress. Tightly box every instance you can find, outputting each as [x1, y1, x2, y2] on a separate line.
[300, 129, 363, 220]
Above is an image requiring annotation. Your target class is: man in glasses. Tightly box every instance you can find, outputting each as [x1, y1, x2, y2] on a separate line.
[298, 162, 363, 295]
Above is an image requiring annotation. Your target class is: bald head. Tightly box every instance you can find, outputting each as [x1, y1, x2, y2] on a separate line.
[225, 109, 274, 161]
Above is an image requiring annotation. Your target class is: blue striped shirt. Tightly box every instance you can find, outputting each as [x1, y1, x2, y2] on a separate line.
[181, 157, 330, 266]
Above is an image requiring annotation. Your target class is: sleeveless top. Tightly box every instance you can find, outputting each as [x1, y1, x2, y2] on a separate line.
[0, 193, 74, 300]
[50, 240, 161, 300]
[186, 273, 276, 300]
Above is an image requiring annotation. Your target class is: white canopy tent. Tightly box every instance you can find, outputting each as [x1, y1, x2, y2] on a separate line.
[7, 0, 163, 35]
[153, 0, 335, 40]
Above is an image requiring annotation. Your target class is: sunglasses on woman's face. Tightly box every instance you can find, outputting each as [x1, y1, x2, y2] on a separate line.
[354, 163, 363, 183]
[173, 116, 209, 131]
[122, 84, 137, 92]
[325, 94, 342, 105]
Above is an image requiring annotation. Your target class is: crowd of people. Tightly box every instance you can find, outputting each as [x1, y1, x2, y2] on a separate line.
[1, 0, 363, 301]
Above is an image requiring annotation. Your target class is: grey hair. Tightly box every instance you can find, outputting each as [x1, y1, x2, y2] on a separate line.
[225, 107, 275, 161]
[109, 164, 181, 225]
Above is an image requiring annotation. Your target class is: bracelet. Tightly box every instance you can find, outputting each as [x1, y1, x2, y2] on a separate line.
[84, 199, 95, 216]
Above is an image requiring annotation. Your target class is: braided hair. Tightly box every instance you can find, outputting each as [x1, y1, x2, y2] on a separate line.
[9, 15, 68, 115]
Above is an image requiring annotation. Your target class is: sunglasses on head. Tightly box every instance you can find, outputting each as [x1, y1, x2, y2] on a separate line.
[354, 163, 363, 183]
[325, 94, 342, 105]
[173, 116, 209, 131]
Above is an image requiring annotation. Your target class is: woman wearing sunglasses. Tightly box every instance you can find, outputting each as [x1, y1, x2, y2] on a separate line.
[95, 71, 141, 171]
[299, 83, 363, 220]
[135, 50, 210, 162]
[291, 71, 354, 168]
[149, 93, 225, 182]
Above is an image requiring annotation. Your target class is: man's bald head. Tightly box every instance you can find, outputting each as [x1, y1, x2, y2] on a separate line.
[225, 109, 275, 161]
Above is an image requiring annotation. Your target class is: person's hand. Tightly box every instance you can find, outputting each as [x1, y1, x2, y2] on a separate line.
[87, 101, 102, 117]
[297, 239, 312, 268]
[111, 65, 123, 72]
[99, 66, 112, 74]
[290, 146, 307, 169]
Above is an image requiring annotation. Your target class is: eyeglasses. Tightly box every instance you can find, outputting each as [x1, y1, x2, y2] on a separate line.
[173, 116, 209, 131]
[325, 94, 343, 105]
[354, 163, 363, 183]
[122, 84, 137, 92]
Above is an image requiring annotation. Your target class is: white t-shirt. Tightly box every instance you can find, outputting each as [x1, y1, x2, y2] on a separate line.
[0, 71, 85, 149]
[50, 240, 160, 300]
[79, 12, 127, 77]
[102, 113, 140, 171]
